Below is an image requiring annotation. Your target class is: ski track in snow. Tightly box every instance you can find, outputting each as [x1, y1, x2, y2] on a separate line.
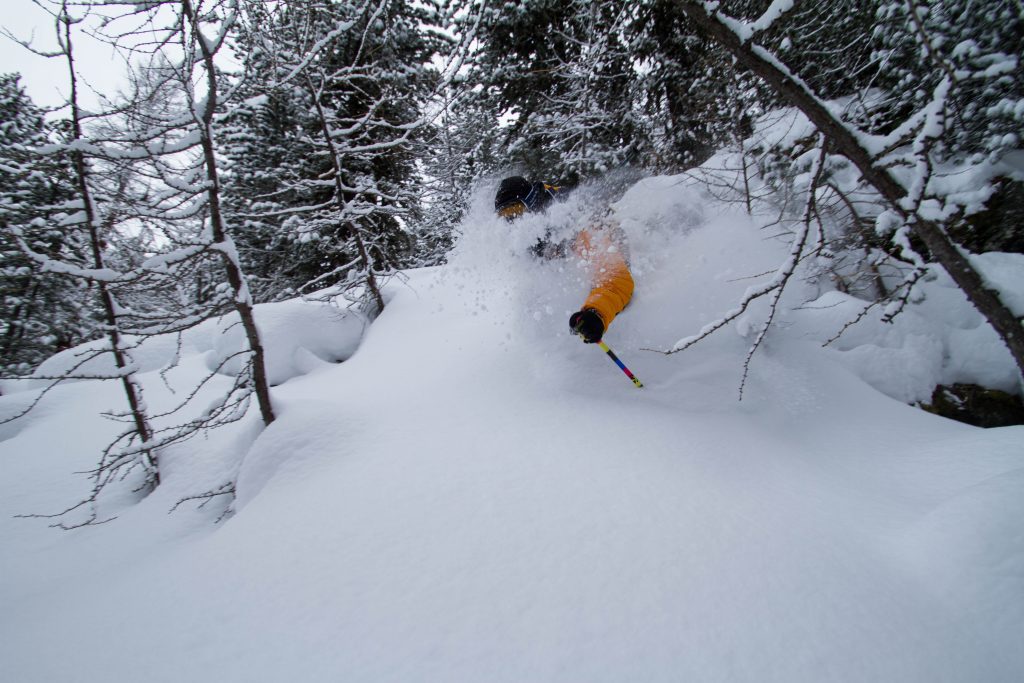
[1, 177, 1022, 682]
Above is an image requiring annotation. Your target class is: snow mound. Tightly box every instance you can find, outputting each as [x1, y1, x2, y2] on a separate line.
[792, 262, 1020, 403]
[11, 332, 184, 390]
[970, 251, 1024, 316]
[898, 430, 1024, 641]
[206, 299, 366, 386]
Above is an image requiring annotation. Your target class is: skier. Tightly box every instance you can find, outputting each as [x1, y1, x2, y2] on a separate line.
[494, 176, 634, 343]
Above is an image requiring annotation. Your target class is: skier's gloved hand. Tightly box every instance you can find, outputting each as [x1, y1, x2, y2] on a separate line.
[569, 308, 604, 343]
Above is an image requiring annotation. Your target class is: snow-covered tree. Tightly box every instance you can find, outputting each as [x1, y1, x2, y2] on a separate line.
[675, 0, 1024, 380]
[2, 6, 161, 521]
[628, 0, 731, 170]
[223, 0, 444, 312]
[0, 0, 288, 524]
[407, 2, 489, 264]
[465, 0, 649, 183]
[219, 6, 324, 303]
[0, 74, 97, 375]
[74, 0, 278, 429]
[521, 1, 644, 181]
[409, 93, 484, 265]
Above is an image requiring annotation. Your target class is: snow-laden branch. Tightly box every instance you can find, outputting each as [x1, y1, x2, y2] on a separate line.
[10, 224, 132, 283]
[700, 0, 796, 43]
[271, 12, 362, 87]
[678, 0, 1024, 379]
[900, 76, 951, 216]
[296, 256, 363, 295]
[197, 0, 238, 56]
[737, 139, 827, 397]
[37, 130, 204, 161]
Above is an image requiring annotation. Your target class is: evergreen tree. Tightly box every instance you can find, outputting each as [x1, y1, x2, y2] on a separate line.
[467, 0, 647, 183]
[224, 0, 443, 305]
[0, 74, 96, 375]
[628, 0, 720, 170]
[220, 23, 321, 302]
[869, 0, 1024, 253]
[408, 95, 477, 265]
[767, 0, 880, 99]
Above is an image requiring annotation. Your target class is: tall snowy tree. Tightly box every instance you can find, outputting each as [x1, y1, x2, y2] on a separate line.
[219, 5, 323, 302]
[410, 91, 489, 264]
[626, 0, 817, 174]
[0, 0, 293, 524]
[407, 1, 490, 264]
[223, 0, 444, 309]
[868, 0, 1024, 253]
[71, 0, 279, 430]
[1, 5, 162, 519]
[466, 0, 648, 183]
[0, 74, 96, 375]
[628, 0, 726, 170]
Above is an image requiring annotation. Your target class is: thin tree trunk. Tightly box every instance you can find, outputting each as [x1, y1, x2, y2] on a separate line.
[679, 2, 1024, 377]
[61, 6, 157, 482]
[307, 75, 386, 314]
[183, 0, 275, 426]
[736, 130, 753, 215]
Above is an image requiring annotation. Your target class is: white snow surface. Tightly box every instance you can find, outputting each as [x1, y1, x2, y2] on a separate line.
[2, 173, 1023, 682]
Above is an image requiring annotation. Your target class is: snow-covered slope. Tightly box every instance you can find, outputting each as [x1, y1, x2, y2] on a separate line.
[1, 174, 1022, 682]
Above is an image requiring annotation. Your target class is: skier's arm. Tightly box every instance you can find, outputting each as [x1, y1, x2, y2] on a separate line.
[572, 228, 634, 336]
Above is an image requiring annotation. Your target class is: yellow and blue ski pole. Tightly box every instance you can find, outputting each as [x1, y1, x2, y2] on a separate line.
[597, 339, 644, 388]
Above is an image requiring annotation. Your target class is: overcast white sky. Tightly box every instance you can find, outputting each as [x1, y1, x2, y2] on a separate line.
[2, 0, 246, 115]
[1, 0, 154, 112]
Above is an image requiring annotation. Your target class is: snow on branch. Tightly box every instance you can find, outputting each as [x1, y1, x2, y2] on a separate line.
[272, 14, 360, 87]
[170, 481, 235, 522]
[900, 76, 951, 216]
[678, 0, 1024, 380]
[700, 0, 796, 43]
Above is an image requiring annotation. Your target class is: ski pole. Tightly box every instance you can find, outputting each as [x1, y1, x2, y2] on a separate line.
[597, 340, 644, 388]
